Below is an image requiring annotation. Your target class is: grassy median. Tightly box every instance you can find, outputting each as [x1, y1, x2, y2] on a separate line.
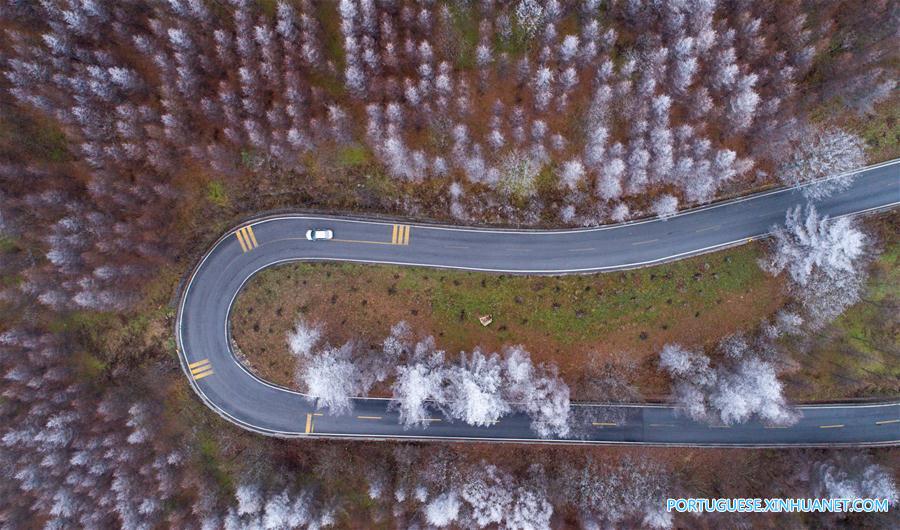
[230, 243, 786, 396]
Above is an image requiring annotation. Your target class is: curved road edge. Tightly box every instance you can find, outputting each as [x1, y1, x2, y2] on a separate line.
[175, 159, 900, 446]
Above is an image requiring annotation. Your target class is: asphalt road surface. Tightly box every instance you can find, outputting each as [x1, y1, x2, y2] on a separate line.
[176, 159, 900, 446]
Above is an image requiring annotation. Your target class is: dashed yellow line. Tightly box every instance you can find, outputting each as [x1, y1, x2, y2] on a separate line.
[592, 422, 618, 427]
[305, 413, 313, 434]
[648, 423, 675, 428]
[235, 225, 259, 252]
[875, 419, 899, 425]
[819, 424, 844, 429]
[357, 415, 382, 420]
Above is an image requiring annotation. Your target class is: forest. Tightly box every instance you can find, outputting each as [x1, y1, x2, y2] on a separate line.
[0, 0, 897, 528]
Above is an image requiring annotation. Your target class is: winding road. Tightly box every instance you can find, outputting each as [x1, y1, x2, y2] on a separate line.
[176, 159, 900, 446]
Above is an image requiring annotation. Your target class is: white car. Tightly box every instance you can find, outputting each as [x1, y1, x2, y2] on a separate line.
[305, 229, 333, 241]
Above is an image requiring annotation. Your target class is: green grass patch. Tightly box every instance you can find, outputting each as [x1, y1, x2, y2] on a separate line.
[410, 245, 767, 346]
[197, 431, 234, 492]
[206, 180, 230, 208]
[73, 351, 108, 383]
[449, 3, 480, 69]
[493, 16, 533, 57]
[231, 243, 783, 392]
[0, 234, 19, 253]
[0, 105, 70, 163]
[336, 145, 371, 167]
[784, 225, 900, 400]
[316, 1, 345, 68]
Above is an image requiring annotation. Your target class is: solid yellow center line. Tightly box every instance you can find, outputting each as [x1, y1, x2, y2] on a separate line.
[357, 415, 382, 420]
[332, 239, 395, 245]
[875, 419, 899, 425]
[305, 413, 312, 434]
[819, 424, 845, 429]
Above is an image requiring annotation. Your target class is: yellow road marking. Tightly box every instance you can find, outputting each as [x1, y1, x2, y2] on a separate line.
[357, 416, 382, 420]
[235, 230, 248, 252]
[236, 226, 258, 252]
[190, 360, 212, 375]
[423, 418, 442, 422]
[193, 367, 214, 380]
[764, 426, 789, 429]
[191, 365, 211, 375]
[305, 413, 313, 434]
[875, 419, 899, 425]
[632, 239, 659, 246]
[332, 239, 395, 245]
[695, 225, 720, 233]
[245, 226, 258, 247]
[188, 359, 209, 369]
[391, 224, 410, 245]
[648, 423, 674, 427]
[819, 424, 844, 429]
[313, 413, 324, 416]
[710, 425, 731, 429]
[592, 422, 617, 427]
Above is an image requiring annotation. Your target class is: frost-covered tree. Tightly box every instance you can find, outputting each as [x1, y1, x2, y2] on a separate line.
[778, 126, 866, 200]
[424, 492, 460, 527]
[286, 317, 321, 358]
[461, 464, 552, 529]
[390, 338, 447, 428]
[658, 339, 796, 426]
[810, 454, 898, 505]
[297, 342, 369, 414]
[445, 350, 510, 427]
[559, 159, 585, 190]
[764, 205, 869, 328]
[652, 194, 679, 219]
[503, 346, 570, 438]
[560, 456, 674, 529]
